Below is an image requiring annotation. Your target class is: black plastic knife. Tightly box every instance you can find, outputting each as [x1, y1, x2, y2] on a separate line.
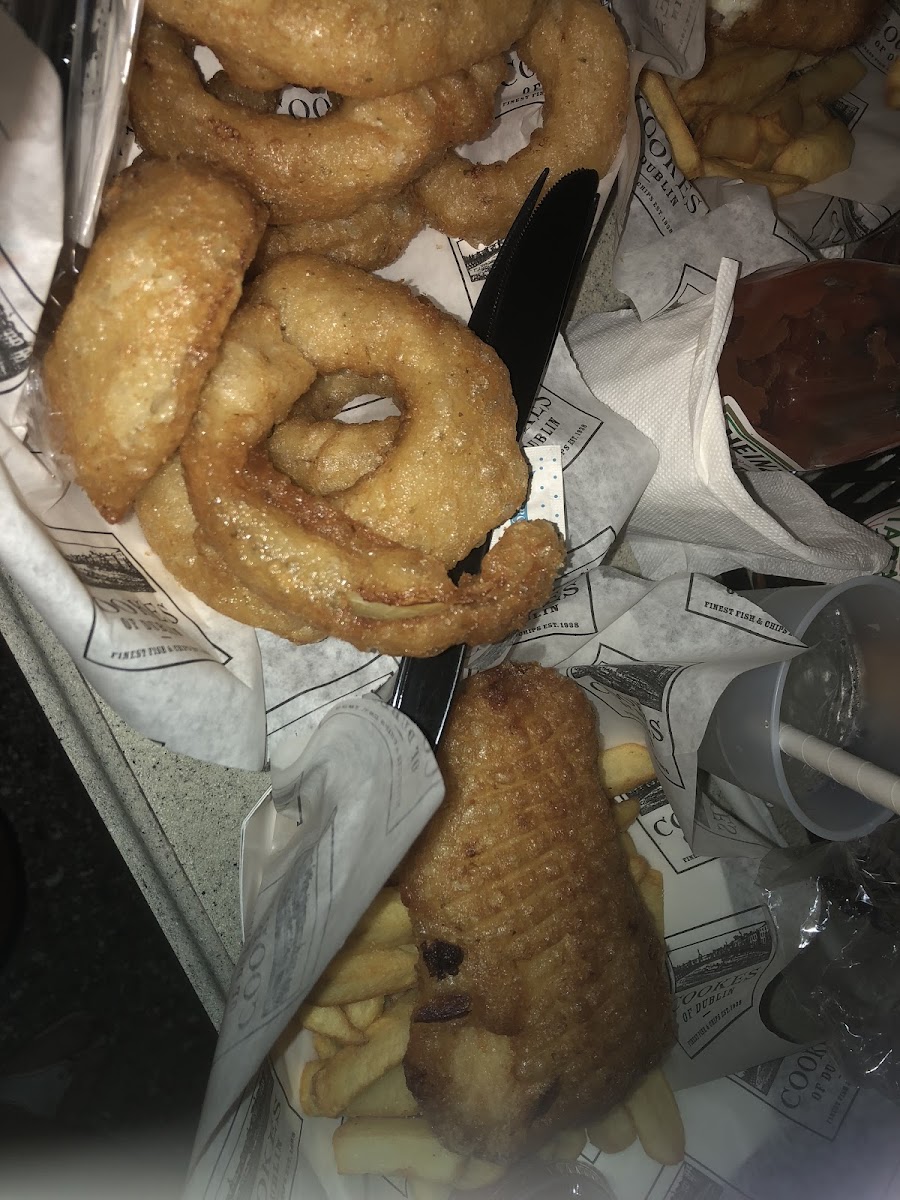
[387, 168, 601, 749]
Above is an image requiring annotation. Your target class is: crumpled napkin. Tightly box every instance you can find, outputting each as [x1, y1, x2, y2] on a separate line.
[568, 258, 892, 583]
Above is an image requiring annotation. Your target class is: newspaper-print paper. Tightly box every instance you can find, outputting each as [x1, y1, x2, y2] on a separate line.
[614, 0, 900, 320]
[191, 695, 443, 1171]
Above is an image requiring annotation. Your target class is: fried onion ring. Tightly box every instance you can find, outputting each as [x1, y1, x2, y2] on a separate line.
[144, 0, 544, 98]
[270, 413, 401, 495]
[254, 191, 426, 273]
[135, 458, 324, 645]
[252, 256, 529, 564]
[269, 370, 401, 492]
[179, 258, 564, 657]
[415, 0, 630, 246]
[205, 71, 280, 113]
[42, 158, 265, 522]
[129, 20, 506, 224]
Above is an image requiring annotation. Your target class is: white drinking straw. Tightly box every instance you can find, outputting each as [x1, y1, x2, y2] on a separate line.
[779, 724, 900, 818]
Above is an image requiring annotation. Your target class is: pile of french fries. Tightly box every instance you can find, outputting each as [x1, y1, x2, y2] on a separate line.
[279, 744, 685, 1198]
[641, 41, 867, 197]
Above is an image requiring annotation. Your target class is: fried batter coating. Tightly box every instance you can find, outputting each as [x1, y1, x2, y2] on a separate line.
[269, 370, 401, 492]
[42, 158, 265, 522]
[416, 0, 629, 246]
[209, 255, 531, 567]
[270, 414, 401, 496]
[179, 259, 563, 657]
[709, 0, 881, 53]
[399, 663, 675, 1162]
[129, 20, 506, 224]
[145, 0, 543, 98]
[135, 458, 324, 645]
[254, 192, 426, 274]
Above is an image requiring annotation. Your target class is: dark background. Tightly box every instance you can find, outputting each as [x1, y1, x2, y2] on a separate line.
[0, 632, 216, 1195]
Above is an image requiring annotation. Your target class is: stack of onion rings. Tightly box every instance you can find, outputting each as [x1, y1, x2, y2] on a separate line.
[129, 20, 507, 224]
[178, 255, 564, 656]
[43, 2, 632, 657]
[42, 158, 265, 522]
[414, 0, 630, 246]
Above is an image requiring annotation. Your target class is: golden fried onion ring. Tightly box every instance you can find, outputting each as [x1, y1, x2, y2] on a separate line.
[415, 0, 630, 246]
[43, 158, 264, 522]
[135, 457, 324, 645]
[129, 20, 506, 224]
[254, 256, 529, 565]
[145, 0, 543, 99]
[254, 191, 426, 274]
[179, 257, 564, 657]
[270, 412, 402, 496]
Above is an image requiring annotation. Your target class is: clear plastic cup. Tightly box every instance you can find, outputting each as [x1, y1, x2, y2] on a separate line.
[698, 576, 900, 841]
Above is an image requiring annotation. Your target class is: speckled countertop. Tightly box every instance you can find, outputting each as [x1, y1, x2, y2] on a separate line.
[0, 221, 629, 1025]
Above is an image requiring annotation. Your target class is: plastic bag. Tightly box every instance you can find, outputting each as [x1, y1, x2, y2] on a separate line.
[761, 819, 900, 1101]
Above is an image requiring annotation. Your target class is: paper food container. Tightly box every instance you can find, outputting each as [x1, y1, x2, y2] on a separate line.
[2, 0, 899, 1197]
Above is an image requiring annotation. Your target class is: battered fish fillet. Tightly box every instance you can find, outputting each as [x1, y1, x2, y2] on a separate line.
[42, 158, 265, 521]
[399, 663, 675, 1163]
[709, 0, 881, 53]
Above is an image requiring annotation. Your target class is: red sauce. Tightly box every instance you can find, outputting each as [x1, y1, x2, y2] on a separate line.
[717, 260, 900, 470]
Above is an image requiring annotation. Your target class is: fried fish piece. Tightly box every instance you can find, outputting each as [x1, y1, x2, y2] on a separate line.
[708, 0, 881, 54]
[399, 663, 675, 1163]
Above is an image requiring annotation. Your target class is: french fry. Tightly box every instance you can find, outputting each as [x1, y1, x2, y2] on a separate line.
[793, 50, 865, 106]
[696, 109, 761, 166]
[346, 887, 414, 948]
[599, 742, 655, 798]
[587, 1105, 638, 1155]
[625, 1069, 686, 1167]
[332, 1118, 465, 1185]
[627, 853, 650, 887]
[757, 93, 804, 143]
[801, 102, 830, 132]
[344, 1065, 419, 1118]
[309, 945, 417, 1006]
[677, 46, 799, 121]
[538, 1127, 587, 1162]
[638, 867, 666, 940]
[618, 830, 638, 860]
[453, 1158, 508, 1190]
[613, 795, 640, 830]
[771, 119, 854, 184]
[640, 69, 702, 178]
[409, 1181, 453, 1200]
[794, 52, 822, 72]
[300, 1060, 325, 1117]
[313, 994, 416, 1116]
[300, 1003, 366, 1045]
[313, 1033, 339, 1060]
[700, 157, 806, 197]
[345, 997, 384, 1031]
